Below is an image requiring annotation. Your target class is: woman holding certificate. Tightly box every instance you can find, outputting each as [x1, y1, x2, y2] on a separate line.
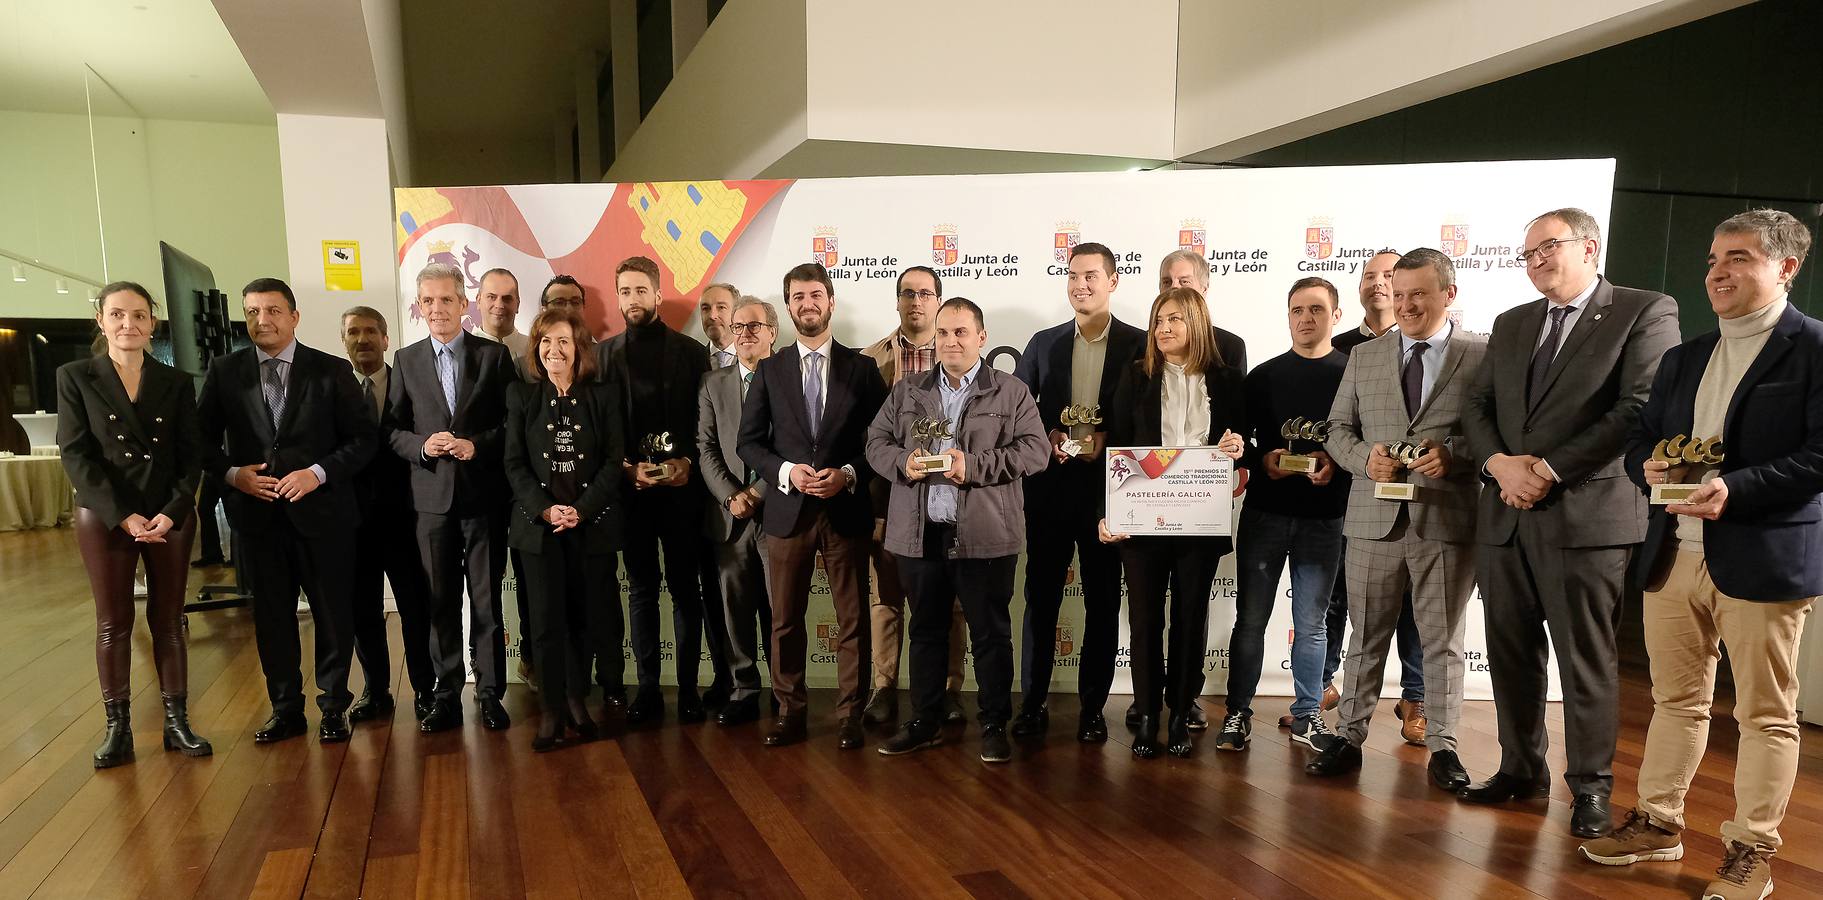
[1099, 287, 1246, 759]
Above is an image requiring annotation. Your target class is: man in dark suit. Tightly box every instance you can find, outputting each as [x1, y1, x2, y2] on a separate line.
[1459, 208, 1680, 837]
[1581, 211, 1822, 900]
[1011, 242, 1146, 742]
[1158, 248, 1249, 373]
[197, 277, 375, 743]
[385, 262, 519, 733]
[340, 306, 437, 723]
[698, 297, 778, 727]
[737, 261, 887, 749]
[598, 255, 718, 723]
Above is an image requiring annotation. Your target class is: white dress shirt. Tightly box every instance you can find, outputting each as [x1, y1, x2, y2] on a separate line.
[1159, 361, 1211, 446]
[1399, 317, 1455, 412]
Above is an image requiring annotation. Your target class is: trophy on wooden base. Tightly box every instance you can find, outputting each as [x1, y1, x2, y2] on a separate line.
[639, 432, 677, 480]
[1059, 404, 1103, 457]
[1650, 433, 1725, 505]
[1278, 416, 1332, 474]
[910, 417, 955, 473]
[1372, 439, 1428, 501]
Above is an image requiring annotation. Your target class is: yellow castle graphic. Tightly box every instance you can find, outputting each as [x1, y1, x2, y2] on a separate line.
[627, 181, 749, 293]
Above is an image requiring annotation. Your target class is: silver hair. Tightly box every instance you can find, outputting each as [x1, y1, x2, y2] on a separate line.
[702, 282, 740, 303]
[415, 262, 466, 297]
[1716, 209, 1811, 279]
[1158, 248, 1211, 288]
[733, 295, 778, 330]
[1529, 207, 1602, 245]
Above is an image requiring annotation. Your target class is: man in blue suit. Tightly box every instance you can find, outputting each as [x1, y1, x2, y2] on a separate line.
[1581, 210, 1823, 900]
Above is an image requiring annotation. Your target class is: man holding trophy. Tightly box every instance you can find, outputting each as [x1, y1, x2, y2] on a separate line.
[865, 298, 1048, 763]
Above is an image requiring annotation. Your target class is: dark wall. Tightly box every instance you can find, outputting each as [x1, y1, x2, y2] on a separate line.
[1234, 0, 1823, 334]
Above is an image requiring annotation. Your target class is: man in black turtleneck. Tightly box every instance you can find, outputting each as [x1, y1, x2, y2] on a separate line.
[598, 256, 713, 724]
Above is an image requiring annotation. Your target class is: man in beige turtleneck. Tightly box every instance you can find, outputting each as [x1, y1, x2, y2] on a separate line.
[1583, 209, 1823, 900]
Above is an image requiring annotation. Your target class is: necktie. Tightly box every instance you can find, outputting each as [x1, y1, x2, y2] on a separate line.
[741, 369, 753, 401]
[804, 351, 823, 437]
[436, 346, 458, 415]
[716, 349, 735, 369]
[1527, 305, 1571, 406]
[1402, 341, 1429, 418]
[262, 358, 286, 430]
[362, 376, 379, 421]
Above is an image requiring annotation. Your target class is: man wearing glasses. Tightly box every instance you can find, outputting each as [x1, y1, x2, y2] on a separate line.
[540, 275, 586, 311]
[859, 266, 969, 727]
[1459, 209, 1677, 838]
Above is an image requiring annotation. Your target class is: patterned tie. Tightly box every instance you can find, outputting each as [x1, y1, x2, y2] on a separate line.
[1402, 341, 1429, 419]
[436, 345, 458, 415]
[804, 351, 823, 437]
[262, 358, 286, 430]
[1527, 306, 1571, 406]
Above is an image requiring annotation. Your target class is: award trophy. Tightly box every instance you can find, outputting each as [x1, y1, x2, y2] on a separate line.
[1650, 433, 1725, 505]
[910, 417, 955, 473]
[1277, 416, 1332, 474]
[639, 431, 677, 480]
[1058, 404, 1103, 457]
[1372, 439, 1428, 501]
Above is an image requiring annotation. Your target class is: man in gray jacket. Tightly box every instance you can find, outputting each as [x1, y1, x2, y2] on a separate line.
[865, 298, 1049, 764]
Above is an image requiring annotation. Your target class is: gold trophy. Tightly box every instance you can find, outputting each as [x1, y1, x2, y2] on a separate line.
[639, 432, 677, 480]
[1650, 433, 1725, 504]
[1372, 439, 1429, 501]
[1059, 404, 1103, 457]
[1278, 416, 1332, 474]
[910, 417, 955, 473]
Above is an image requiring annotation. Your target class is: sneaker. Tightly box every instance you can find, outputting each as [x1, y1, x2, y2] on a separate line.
[877, 720, 941, 756]
[862, 689, 899, 726]
[1703, 841, 1773, 900]
[1578, 810, 1684, 866]
[1289, 713, 1335, 750]
[979, 726, 1011, 764]
[1212, 711, 1250, 752]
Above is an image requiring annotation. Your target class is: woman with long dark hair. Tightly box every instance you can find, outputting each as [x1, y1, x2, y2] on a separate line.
[57, 281, 212, 767]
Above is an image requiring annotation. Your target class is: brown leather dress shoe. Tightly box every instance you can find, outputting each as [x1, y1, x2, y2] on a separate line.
[837, 717, 865, 750]
[762, 716, 807, 747]
[1394, 699, 1426, 746]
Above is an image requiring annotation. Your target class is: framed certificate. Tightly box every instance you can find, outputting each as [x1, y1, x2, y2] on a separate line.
[1105, 446, 1235, 537]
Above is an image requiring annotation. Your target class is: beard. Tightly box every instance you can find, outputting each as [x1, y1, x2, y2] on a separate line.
[793, 312, 828, 337]
[622, 304, 654, 326]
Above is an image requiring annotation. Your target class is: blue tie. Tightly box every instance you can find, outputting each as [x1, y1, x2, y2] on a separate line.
[804, 351, 823, 437]
[436, 345, 458, 415]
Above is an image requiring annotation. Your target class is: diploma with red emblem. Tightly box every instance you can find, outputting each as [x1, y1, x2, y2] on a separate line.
[1104, 446, 1235, 537]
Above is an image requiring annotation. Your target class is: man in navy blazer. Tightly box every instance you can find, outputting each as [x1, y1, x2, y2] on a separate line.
[1583, 210, 1823, 900]
[737, 262, 887, 749]
[385, 263, 520, 734]
[196, 277, 375, 744]
[1011, 242, 1146, 743]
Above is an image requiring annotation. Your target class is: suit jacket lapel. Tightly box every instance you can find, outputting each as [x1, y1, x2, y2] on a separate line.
[274, 348, 311, 439]
[89, 356, 156, 446]
[1413, 330, 1466, 424]
[1531, 279, 1613, 412]
[1507, 299, 1548, 408]
[717, 369, 747, 479]
[772, 344, 806, 439]
[452, 337, 482, 425]
[819, 344, 854, 439]
[242, 351, 279, 445]
[1724, 303, 1802, 439]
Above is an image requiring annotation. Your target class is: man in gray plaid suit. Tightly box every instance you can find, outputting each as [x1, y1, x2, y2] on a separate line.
[1306, 248, 1489, 791]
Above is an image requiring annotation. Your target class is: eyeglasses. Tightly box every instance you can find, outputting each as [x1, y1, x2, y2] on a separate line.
[1516, 237, 1587, 265]
[729, 322, 772, 336]
[897, 289, 939, 301]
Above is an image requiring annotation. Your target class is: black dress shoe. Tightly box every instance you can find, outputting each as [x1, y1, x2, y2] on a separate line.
[1458, 771, 1552, 804]
[942, 695, 967, 726]
[1185, 702, 1209, 732]
[255, 712, 308, 744]
[1131, 715, 1161, 759]
[1166, 714, 1194, 758]
[531, 732, 565, 753]
[348, 691, 395, 724]
[1570, 793, 1612, 839]
[413, 692, 435, 721]
[702, 683, 731, 711]
[625, 694, 664, 726]
[419, 701, 462, 733]
[678, 693, 707, 724]
[716, 698, 761, 726]
[763, 716, 807, 747]
[477, 697, 511, 731]
[1076, 713, 1109, 744]
[878, 720, 942, 756]
[602, 691, 628, 713]
[1305, 739, 1363, 776]
[979, 725, 1012, 764]
[319, 712, 351, 743]
[1011, 706, 1049, 737]
[1428, 750, 1470, 792]
[1125, 704, 1141, 728]
[190, 557, 224, 569]
[837, 717, 866, 750]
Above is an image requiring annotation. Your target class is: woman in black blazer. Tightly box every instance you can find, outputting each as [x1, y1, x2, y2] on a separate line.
[1101, 287, 1246, 759]
[504, 306, 626, 751]
[56, 281, 212, 767]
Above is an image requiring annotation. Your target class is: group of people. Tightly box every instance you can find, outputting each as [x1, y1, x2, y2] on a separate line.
[56, 204, 1820, 900]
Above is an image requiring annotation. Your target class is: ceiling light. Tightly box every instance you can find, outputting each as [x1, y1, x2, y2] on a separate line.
[55, 278, 69, 294]
[9, 264, 22, 282]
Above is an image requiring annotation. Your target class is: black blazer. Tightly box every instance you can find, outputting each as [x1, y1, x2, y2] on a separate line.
[736, 340, 887, 538]
[351, 364, 412, 527]
[196, 341, 375, 539]
[1213, 325, 1249, 375]
[503, 378, 626, 554]
[1625, 302, 1823, 601]
[1109, 358, 1248, 554]
[1013, 316, 1148, 517]
[384, 332, 517, 515]
[596, 322, 711, 464]
[56, 355, 202, 529]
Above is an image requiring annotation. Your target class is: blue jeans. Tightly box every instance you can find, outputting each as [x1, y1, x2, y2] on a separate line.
[1322, 543, 1424, 702]
[1225, 506, 1345, 719]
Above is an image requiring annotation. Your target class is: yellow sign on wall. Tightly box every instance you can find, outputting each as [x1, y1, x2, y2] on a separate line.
[322, 240, 362, 291]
